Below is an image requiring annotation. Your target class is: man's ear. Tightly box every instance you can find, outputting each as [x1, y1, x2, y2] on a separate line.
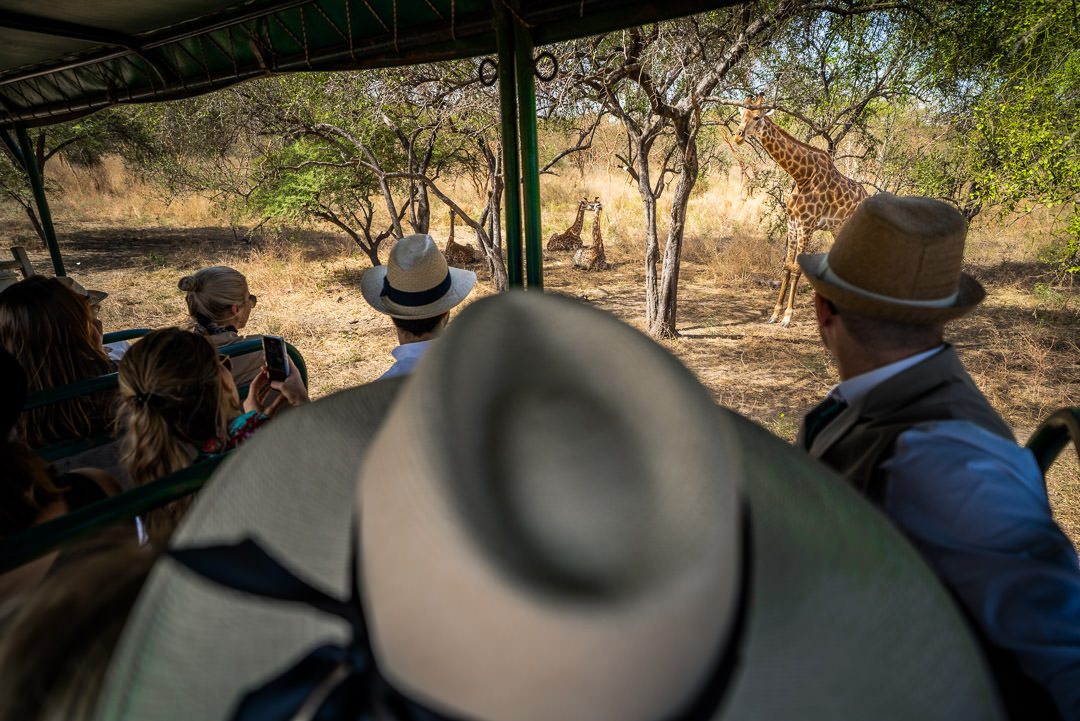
[813, 292, 834, 327]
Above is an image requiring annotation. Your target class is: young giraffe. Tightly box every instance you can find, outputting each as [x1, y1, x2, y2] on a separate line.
[443, 210, 478, 267]
[735, 95, 867, 327]
[546, 197, 589, 251]
[573, 198, 607, 271]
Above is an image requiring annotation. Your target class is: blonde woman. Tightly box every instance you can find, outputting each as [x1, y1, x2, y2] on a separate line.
[116, 328, 307, 533]
[178, 266, 268, 387]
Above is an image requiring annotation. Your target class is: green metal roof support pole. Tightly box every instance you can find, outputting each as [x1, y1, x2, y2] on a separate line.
[513, 21, 543, 290]
[495, 8, 524, 288]
[14, 126, 65, 276]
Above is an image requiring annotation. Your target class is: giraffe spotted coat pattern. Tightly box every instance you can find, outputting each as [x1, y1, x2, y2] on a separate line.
[444, 211, 479, 267]
[546, 197, 589, 251]
[573, 200, 607, 272]
[735, 95, 867, 327]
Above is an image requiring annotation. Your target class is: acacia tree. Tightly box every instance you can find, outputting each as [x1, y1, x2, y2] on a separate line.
[731, 6, 929, 232]
[0, 111, 139, 246]
[568, 2, 913, 338]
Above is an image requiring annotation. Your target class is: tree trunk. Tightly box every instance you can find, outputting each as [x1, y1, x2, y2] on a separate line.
[488, 183, 508, 291]
[631, 134, 661, 330]
[652, 121, 698, 339]
[21, 204, 46, 248]
[414, 182, 430, 233]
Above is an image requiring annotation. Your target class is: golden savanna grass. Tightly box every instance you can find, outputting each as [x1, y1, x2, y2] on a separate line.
[5, 157, 1079, 542]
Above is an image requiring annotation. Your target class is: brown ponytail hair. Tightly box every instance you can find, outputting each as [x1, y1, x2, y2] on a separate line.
[116, 329, 238, 531]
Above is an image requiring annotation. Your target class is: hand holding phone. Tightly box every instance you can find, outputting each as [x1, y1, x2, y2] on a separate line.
[262, 335, 290, 383]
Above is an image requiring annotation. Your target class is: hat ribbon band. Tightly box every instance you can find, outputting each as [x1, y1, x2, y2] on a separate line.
[170, 507, 752, 721]
[820, 258, 960, 308]
[381, 272, 452, 307]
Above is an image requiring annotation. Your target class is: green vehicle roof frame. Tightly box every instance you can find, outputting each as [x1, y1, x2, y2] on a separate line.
[0, 0, 735, 290]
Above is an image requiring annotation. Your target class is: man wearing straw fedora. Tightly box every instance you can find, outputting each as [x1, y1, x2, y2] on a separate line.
[796, 193, 1080, 719]
[362, 233, 475, 380]
[84, 292, 1011, 720]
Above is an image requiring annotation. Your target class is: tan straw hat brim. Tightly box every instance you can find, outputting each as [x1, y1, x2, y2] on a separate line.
[96, 377, 405, 720]
[799, 252, 985, 324]
[360, 264, 475, 318]
[96, 294, 1003, 721]
[56, 275, 108, 306]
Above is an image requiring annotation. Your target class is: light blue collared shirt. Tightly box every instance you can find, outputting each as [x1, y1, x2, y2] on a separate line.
[837, 347, 1080, 718]
[378, 339, 436, 380]
[828, 345, 944, 405]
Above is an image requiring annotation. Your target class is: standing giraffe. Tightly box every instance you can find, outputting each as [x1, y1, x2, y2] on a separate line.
[546, 197, 589, 251]
[573, 199, 607, 271]
[734, 95, 867, 327]
[444, 210, 478, 266]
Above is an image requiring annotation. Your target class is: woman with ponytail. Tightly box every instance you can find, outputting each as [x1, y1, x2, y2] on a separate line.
[116, 328, 307, 533]
[177, 266, 268, 387]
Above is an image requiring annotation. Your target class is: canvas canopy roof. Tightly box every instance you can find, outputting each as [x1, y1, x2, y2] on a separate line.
[0, 0, 733, 128]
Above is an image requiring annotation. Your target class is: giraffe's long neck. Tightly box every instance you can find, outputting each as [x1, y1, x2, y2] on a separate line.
[758, 118, 827, 189]
[570, 205, 586, 234]
[592, 209, 603, 246]
[448, 212, 455, 243]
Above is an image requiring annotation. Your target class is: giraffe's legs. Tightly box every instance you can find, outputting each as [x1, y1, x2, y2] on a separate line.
[768, 269, 791, 324]
[779, 219, 810, 327]
[779, 267, 802, 327]
[769, 216, 799, 324]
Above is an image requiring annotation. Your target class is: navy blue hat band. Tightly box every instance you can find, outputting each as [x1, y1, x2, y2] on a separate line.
[381, 272, 453, 307]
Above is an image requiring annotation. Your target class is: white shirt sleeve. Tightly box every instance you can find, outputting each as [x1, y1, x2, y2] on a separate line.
[881, 420, 1080, 719]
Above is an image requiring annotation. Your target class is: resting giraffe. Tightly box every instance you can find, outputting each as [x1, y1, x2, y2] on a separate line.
[573, 199, 607, 271]
[734, 94, 867, 327]
[443, 210, 478, 267]
[546, 197, 589, 251]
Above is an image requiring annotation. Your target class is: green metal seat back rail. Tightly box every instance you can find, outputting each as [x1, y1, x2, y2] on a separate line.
[24, 336, 308, 410]
[0, 454, 226, 573]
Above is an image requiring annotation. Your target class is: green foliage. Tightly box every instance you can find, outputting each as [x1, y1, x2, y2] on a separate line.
[919, 0, 1080, 271]
[0, 110, 145, 243]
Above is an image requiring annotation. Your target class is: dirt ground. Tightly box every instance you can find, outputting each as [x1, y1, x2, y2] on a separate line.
[8, 216, 1080, 545]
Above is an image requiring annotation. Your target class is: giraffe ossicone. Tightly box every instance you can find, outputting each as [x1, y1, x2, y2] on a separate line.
[735, 94, 867, 327]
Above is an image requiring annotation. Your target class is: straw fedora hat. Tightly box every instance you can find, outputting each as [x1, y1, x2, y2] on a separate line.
[56, 275, 108, 307]
[362, 234, 475, 319]
[95, 293, 1004, 721]
[798, 193, 985, 324]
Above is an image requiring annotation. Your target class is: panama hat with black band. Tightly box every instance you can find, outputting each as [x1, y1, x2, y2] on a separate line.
[361, 234, 475, 319]
[798, 193, 985, 324]
[95, 292, 1005, 721]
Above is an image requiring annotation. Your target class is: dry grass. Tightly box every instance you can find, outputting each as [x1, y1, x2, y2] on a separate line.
[5, 159, 1079, 543]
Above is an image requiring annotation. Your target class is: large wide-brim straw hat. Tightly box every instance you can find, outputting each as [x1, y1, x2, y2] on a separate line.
[95, 293, 1004, 721]
[798, 193, 985, 324]
[361, 234, 475, 318]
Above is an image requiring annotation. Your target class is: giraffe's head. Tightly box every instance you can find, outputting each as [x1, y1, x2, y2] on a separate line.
[733, 94, 770, 145]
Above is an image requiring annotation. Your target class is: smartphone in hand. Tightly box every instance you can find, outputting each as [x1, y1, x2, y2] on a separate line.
[263, 335, 290, 382]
